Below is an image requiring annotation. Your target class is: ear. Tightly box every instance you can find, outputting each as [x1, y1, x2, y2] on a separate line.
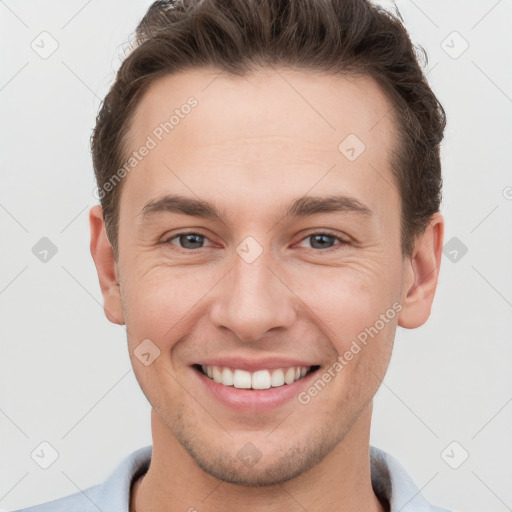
[398, 212, 444, 329]
[89, 205, 125, 325]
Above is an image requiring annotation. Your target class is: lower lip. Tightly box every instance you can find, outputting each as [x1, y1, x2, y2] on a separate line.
[192, 366, 320, 413]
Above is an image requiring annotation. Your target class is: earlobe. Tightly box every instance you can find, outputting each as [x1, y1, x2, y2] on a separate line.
[398, 213, 444, 329]
[89, 205, 125, 325]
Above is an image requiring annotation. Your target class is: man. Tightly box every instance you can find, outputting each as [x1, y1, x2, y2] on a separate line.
[14, 0, 452, 510]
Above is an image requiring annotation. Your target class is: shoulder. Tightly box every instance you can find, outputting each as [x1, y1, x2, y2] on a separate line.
[370, 445, 457, 512]
[9, 484, 103, 512]
[10, 445, 152, 512]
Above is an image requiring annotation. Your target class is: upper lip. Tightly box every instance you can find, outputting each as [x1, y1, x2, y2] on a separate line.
[193, 357, 318, 372]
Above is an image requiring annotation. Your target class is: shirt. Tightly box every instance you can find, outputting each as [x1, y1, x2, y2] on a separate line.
[11, 445, 454, 512]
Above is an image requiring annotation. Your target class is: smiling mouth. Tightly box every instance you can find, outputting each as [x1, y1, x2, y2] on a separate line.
[192, 364, 321, 390]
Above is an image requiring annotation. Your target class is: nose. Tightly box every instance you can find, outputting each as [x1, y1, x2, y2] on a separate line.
[210, 245, 297, 343]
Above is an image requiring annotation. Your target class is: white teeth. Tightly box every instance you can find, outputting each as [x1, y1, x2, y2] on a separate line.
[270, 369, 285, 387]
[233, 369, 252, 389]
[251, 370, 271, 390]
[284, 367, 296, 384]
[212, 366, 222, 384]
[221, 367, 234, 386]
[199, 364, 312, 389]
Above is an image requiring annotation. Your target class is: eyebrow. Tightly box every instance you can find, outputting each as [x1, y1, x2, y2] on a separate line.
[138, 194, 372, 222]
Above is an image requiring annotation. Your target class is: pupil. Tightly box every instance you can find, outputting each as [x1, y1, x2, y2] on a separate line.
[312, 234, 332, 249]
[179, 234, 334, 250]
[182, 234, 203, 249]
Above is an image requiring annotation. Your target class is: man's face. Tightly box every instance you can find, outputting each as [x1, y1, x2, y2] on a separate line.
[102, 68, 417, 485]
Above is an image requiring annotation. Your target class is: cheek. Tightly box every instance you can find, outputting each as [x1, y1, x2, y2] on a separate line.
[121, 264, 205, 352]
[298, 271, 397, 413]
[296, 264, 395, 340]
[122, 245, 401, 357]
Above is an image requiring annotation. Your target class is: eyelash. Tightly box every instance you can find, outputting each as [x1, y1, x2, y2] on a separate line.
[162, 230, 350, 253]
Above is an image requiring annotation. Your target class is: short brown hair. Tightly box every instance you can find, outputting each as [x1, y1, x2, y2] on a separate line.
[91, 0, 446, 261]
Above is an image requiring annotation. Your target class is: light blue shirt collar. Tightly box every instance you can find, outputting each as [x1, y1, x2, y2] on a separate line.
[14, 445, 453, 512]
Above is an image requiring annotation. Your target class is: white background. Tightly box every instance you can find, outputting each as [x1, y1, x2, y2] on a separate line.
[1, 1, 511, 511]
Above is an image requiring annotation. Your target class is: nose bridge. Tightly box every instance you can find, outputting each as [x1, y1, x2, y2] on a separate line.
[211, 238, 296, 342]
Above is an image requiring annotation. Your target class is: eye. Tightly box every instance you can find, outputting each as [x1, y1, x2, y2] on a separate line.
[162, 230, 349, 253]
[297, 231, 349, 251]
[163, 231, 213, 251]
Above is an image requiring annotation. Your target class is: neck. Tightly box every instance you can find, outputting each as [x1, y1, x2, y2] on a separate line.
[131, 403, 386, 512]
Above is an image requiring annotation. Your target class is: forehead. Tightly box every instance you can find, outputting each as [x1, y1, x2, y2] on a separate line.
[130, 67, 397, 150]
[121, 67, 400, 222]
